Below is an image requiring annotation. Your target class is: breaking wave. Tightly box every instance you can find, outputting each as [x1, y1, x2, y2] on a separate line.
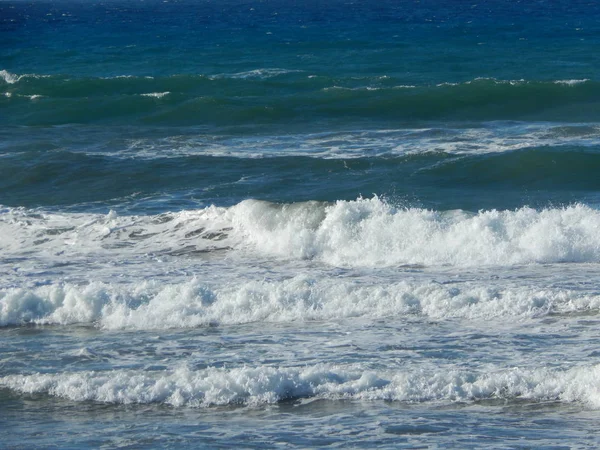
[3, 363, 600, 408]
[1, 275, 599, 328]
[3, 198, 600, 268]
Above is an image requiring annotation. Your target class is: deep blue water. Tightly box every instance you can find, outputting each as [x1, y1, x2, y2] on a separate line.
[3, 1, 600, 448]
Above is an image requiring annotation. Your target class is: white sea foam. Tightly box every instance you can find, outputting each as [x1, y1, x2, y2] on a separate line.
[442, 78, 591, 88]
[1, 275, 599, 328]
[3, 93, 46, 100]
[100, 75, 134, 79]
[0, 69, 51, 84]
[78, 123, 600, 161]
[554, 79, 590, 86]
[439, 79, 519, 87]
[323, 85, 417, 92]
[228, 198, 600, 267]
[0, 69, 20, 84]
[0, 205, 235, 257]
[468, 77, 527, 85]
[140, 92, 170, 98]
[3, 363, 600, 407]
[213, 68, 302, 80]
[4, 199, 600, 268]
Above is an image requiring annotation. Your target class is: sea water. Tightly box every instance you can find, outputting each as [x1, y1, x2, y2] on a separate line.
[2, 0, 600, 447]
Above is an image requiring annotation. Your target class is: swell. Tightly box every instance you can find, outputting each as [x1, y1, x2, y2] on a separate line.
[421, 146, 600, 190]
[2, 72, 600, 125]
[2, 147, 600, 210]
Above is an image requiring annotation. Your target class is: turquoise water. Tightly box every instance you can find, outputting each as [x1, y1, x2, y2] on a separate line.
[3, 0, 600, 448]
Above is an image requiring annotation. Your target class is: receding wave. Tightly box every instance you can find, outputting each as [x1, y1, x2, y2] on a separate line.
[2, 363, 600, 408]
[3, 71, 600, 125]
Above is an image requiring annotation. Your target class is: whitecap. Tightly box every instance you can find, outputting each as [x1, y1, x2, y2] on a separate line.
[554, 79, 590, 86]
[0, 69, 51, 84]
[213, 68, 302, 80]
[0, 69, 19, 84]
[2, 363, 600, 408]
[140, 92, 170, 98]
[2, 274, 600, 329]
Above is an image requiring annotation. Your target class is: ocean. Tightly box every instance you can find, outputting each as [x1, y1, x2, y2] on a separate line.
[2, 0, 600, 447]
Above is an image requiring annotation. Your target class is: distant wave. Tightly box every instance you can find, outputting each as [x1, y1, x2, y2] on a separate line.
[140, 91, 170, 98]
[4, 123, 600, 165]
[0, 69, 51, 85]
[2, 70, 600, 125]
[0, 70, 20, 84]
[554, 79, 590, 86]
[418, 146, 600, 189]
[210, 68, 304, 80]
[3, 363, 600, 408]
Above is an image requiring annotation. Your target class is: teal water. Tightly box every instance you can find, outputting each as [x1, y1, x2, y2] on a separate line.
[3, 1, 600, 448]
[2, 0, 600, 212]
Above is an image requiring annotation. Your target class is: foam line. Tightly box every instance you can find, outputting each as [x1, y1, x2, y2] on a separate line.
[2, 277, 599, 328]
[2, 363, 600, 407]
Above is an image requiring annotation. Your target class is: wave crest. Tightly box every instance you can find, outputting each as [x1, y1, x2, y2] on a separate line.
[230, 198, 600, 267]
[3, 363, 600, 408]
[2, 73, 599, 125]
[1, 276, 599, 328]
[4, 199, 600, 268]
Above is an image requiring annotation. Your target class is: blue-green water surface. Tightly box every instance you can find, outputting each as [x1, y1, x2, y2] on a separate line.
[3, 1, 600, 448]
